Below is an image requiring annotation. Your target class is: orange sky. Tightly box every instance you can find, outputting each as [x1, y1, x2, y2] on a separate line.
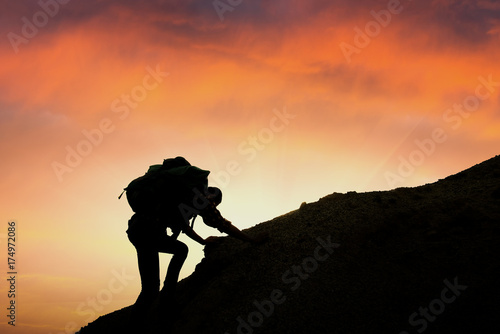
[1, 1, 499, 333]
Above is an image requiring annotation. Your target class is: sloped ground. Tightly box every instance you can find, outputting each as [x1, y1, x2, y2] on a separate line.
[79, 155, 500, 334]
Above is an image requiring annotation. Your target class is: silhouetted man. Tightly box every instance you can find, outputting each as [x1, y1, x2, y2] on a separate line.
[124, 157, 263, 324]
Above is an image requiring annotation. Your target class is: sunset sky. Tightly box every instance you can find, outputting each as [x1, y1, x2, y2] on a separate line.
[1, 0, 499, 333]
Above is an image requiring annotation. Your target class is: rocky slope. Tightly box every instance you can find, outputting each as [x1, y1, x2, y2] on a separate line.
[79, 155, 500, 333]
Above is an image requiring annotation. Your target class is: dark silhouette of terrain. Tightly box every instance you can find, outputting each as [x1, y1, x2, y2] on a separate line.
[79, 155, 500, 334]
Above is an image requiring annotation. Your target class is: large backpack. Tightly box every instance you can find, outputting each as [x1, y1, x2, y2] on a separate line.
[120, 157, 210, 219]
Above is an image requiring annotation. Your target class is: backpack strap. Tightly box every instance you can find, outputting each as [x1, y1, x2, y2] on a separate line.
[190, 215, 197, 229]
[171, 229, 181, 240]
[118, 189, 126, 199]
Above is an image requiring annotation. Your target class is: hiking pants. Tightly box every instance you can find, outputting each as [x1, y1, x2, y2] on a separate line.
[127, 215, 188, 311]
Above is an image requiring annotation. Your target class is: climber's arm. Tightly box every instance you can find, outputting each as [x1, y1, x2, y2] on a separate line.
[200, 202, 264, 243]
[183, 224, 208, 245]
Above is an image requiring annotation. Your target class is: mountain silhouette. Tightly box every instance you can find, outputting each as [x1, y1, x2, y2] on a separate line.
[79, 155, 500, 334]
